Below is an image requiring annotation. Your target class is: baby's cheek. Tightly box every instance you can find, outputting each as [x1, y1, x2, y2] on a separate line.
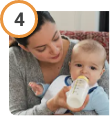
[71, 74, 78, 81]
[89, 79, 96, 86]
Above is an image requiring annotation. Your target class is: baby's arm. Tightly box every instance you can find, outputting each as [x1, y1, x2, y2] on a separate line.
[29, 82, 50, 98]
[91, 87, 109, 115]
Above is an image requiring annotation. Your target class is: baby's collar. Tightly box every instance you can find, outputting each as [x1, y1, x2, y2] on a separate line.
[89, 83, 98, 89]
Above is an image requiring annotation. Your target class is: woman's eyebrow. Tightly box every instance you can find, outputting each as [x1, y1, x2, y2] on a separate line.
[33, 30, 58, 49]
[52, 30, 57, 40]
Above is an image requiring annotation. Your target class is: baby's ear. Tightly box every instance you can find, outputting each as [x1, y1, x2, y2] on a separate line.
[100, 68, 105, 76]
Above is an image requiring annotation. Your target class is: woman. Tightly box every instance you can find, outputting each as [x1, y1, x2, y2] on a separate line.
[9, 11, 109, 115]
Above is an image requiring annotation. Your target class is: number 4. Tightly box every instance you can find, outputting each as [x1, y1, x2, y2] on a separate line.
[14, 12, 25, 26]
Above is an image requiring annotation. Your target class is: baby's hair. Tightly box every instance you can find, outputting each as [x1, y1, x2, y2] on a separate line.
[74, 39, 106, 67]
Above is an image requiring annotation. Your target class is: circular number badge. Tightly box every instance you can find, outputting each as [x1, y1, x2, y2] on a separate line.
[0, 0, 38, 38]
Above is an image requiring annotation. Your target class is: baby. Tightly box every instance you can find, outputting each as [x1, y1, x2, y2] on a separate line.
[29, 39, 109, 115]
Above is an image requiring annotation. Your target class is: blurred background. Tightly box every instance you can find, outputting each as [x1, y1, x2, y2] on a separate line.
[50, 11, 109, 32]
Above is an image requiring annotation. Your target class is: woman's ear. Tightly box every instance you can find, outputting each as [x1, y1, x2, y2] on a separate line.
[18, 44, 29, 52]
[100, 68, 105, 76]
[9, 36, 15, 46]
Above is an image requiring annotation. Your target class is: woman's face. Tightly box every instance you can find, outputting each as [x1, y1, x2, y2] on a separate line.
[26, 22, 63, 64]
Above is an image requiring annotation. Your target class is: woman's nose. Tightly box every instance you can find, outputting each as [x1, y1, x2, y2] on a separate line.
[49, 44, 59, 55]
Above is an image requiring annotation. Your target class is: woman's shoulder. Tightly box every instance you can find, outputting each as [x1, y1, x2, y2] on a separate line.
[9, 47, 22, 63]
[9, 47, 25, 68]
[9, 46, 32, 59]
[61, 35, 79, 49]
[9, 46, 37, 66]
[9, 46, 21, 56]
[61, 35, 79, 43]
[10, 47, 25, 62]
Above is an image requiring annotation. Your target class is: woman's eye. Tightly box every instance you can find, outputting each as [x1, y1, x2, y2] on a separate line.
[53, 36, 59, 41]
[76, 64, 82, 67]
[91, 66, 96, 70]
[37, 47, 46, 52]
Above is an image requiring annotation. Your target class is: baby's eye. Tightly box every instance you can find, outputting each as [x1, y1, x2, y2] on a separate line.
[91, 66, 96, 70]
[76, 64, 82, 67]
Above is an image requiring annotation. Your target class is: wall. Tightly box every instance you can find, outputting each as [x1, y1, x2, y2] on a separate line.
[49, 11, 100, 31]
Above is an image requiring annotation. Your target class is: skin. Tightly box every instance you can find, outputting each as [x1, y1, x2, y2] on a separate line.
[19, 21, 69, 83]
[19, 22, 63, 64]
[18, 21, 89, 113]
[29, 82, 43, 95]
[69, 46, 105, 86]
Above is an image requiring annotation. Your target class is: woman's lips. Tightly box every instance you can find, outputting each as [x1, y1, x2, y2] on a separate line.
[51, 53, 60, 59]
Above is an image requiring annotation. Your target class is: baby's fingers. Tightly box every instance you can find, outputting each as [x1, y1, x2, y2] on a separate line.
[29, 82, 40, 92]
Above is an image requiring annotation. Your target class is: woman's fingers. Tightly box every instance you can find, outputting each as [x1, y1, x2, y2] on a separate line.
[63, 86, 71, 92]
[81, 94, 89, 109]
[58, 86, 71, 104]
[47, 86, 71, 112]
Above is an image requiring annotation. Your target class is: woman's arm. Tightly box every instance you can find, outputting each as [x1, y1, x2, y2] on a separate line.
[9, 47, 53, 115]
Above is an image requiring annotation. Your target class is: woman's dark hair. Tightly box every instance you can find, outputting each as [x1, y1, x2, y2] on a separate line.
[10, 11, 55, 47]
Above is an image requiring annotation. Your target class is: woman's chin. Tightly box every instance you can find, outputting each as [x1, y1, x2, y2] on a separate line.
[50, 52, 63, 63]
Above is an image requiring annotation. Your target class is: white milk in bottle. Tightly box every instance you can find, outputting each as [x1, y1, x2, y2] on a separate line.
[67, 76, 89, 108]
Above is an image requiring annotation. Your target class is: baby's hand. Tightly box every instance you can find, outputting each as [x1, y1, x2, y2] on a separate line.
[29, 82, 43, 96]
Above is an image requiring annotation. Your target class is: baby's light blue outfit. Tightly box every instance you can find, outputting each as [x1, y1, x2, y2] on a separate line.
[81, 86, 109, 115]
[37, 77, 109, 115]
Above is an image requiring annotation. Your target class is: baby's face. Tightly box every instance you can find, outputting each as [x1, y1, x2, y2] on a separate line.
[69, 48, 105, 86]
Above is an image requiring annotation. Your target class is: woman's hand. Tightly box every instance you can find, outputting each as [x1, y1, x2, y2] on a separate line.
[47, 86, 89, 112]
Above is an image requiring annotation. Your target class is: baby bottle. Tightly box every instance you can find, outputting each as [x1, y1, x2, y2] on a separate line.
[67, 76, 89, 108]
